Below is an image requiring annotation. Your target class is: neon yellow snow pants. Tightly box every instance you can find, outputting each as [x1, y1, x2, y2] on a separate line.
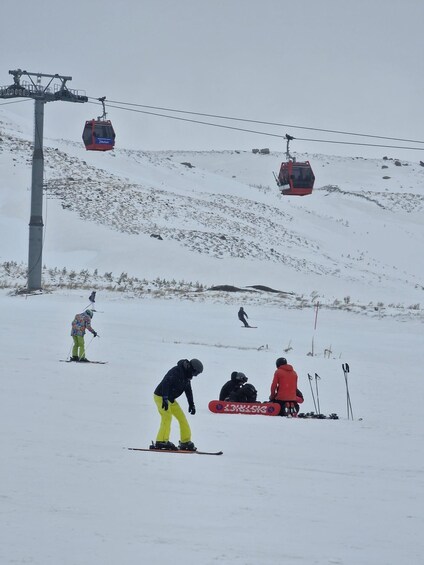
[72, 336, 85, 359]
[153, 394, 191, 443]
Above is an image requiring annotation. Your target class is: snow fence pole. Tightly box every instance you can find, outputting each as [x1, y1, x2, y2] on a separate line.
[307, 373, 318, 413]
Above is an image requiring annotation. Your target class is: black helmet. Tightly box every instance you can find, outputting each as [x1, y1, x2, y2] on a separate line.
[276, 357, 287, 368]
[235, 372, 248, 384]
[190, 359, 203, 376]
[242, 383, 257, 401]
[85, 309, 94, 318]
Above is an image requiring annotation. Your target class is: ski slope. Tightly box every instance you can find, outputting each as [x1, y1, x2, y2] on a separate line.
[1, 109, 423, 564]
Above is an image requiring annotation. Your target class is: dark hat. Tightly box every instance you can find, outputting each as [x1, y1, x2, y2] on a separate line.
[276, 357, 287, 367]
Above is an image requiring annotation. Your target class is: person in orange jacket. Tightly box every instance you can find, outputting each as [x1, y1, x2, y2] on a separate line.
[270, 357, 304, 416]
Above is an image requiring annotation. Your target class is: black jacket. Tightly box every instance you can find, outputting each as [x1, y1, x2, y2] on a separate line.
[154, 359, 195, 405]
[219, 380, 241, 401]
[238, 308, 247, 321]
[229, 383, 257, 402]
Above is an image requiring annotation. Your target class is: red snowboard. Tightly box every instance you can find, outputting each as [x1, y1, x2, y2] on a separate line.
[208, 400, 281, 416]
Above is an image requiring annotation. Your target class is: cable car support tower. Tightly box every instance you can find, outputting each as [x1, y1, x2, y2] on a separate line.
[0, 69, 88, 291]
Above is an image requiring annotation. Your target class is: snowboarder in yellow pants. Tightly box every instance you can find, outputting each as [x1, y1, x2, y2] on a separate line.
[152, 358, 204, 450]
[154, 394, 191, 444]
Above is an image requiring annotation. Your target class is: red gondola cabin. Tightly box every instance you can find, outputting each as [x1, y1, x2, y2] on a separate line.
[277, 161, 315, 196]
[82, 119, 115, 151]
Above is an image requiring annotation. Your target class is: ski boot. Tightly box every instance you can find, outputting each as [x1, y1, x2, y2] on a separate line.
[79, 357, 90, 363]
[178, 441, 197, 451]
[151, 441, 177, 450]
[70, 356, 79, 362]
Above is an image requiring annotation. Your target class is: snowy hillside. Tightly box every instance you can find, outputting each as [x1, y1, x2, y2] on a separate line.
[1, 108, 423, 315]
[1, 107, 424, 565]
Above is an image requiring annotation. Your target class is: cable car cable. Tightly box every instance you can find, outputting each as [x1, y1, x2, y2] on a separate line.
[0, 99, 32, 106]
[88, 96, 424, 146]
[86, 100, 424, 152]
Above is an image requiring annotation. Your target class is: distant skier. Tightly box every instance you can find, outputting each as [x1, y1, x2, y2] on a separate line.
[269, 358, 304, 416]
[238, 307, 250, 327]
[153, 358, 204, 451]
[70, 309, 98, 362]
[219, 371, 248, 400]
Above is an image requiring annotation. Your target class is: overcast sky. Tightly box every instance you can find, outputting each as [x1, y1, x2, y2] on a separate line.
[1, 0, 423, 161]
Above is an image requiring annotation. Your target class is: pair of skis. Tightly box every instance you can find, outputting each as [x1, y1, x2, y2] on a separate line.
[60, 359, 107, 364]
[128, 447, 223, 456]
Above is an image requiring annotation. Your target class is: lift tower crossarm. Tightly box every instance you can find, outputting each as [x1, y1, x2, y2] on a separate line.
[0, 69, 88, 103]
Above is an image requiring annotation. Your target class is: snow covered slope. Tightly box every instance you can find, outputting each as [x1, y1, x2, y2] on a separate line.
[1, 108, 423, 312]
[1, 108, 424, 565]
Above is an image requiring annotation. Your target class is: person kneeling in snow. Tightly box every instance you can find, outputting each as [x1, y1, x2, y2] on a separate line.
[219, 371, 248, 400]
[229, 382, 258, 403]
[70, 309, 98, 362]
[269, 357, 304, 416]
[153, 358, 204, 451]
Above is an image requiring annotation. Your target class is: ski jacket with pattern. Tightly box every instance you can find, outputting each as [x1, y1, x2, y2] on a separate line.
[71, 312, 96, 337]
[270, 364, 299, 401]
[154, 359, 195, 405]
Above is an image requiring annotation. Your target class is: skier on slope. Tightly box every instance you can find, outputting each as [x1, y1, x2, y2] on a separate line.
[219, 371, 248, 400]
[153, 358, 204, 451]
[238, 307, 250, 327]
[269, 357, 304, 416]
[70, 309, 98, 362]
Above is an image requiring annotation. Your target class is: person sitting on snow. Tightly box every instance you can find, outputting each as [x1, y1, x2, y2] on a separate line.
[269, 357, 304, 416]
[219, 371, 248, 400]
[229, 382, 258, 403]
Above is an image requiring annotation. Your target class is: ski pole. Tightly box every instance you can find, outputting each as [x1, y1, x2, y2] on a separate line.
[342, 363, 353, 419]
[345, 363, 353, 420]
[78, 334, 98, 360]
[314, 373, 321, 414]
[307, 373, 318, 413]
[342, 363, 349, 418]
[65, 344, 73, 361]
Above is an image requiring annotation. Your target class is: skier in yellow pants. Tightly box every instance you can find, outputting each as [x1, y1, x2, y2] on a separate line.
[153, 358, 204, 451]
[70, 309, 98, 362]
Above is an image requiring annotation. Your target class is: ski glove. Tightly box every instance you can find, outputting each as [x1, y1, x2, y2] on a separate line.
[162, 396, 169, 411]
[188, 403, 196, 415]
[93, 331, 98, 337]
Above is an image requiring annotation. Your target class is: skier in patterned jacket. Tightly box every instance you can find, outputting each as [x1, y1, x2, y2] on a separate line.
[153, 358, 204, 451]
[70, 309, 98, 362]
